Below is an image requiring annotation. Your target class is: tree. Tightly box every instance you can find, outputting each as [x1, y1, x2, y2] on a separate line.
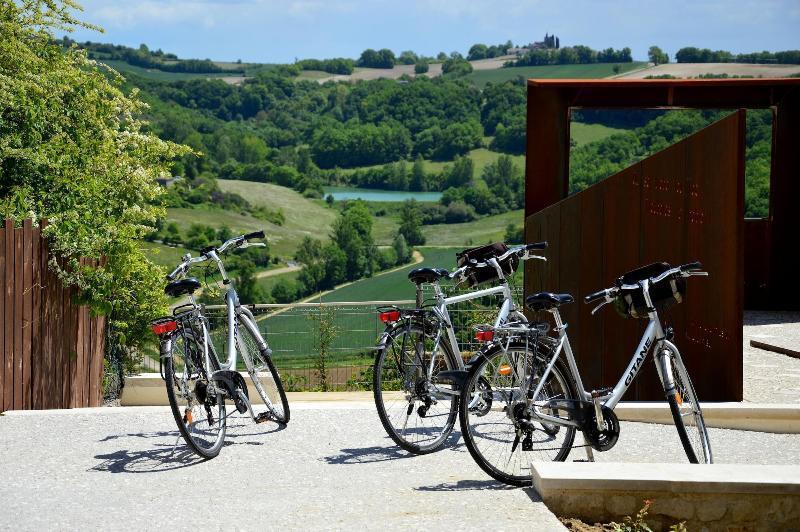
[468, 44, 488, 61]
[410, 155, 427, 191]
[234, 259, 264, 304]
[414, 61, 429, 74]
[0, 1, 191, 357]
[504, 224, 524, 244]
[393, 233, 411, 264]
[648, 46, 669, 65]
[398, 50, 418, 65]
[398, 199, 426, 245]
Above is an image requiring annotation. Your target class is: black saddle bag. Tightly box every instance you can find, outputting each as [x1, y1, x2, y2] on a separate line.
[456, 243, 518, 288]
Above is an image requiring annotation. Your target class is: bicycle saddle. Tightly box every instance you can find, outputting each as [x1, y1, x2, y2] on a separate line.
[525, 292, 574, 311]
[407, 268, 449, 284]
[165, 277, 202, 297]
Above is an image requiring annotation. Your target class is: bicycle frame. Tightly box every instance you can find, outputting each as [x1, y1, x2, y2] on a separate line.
[527, 281, 681, 429]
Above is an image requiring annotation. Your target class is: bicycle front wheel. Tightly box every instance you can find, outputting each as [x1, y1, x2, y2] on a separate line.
[237, 317, 290, 424]
[164, 332, 227, 458]
[664, 350, 712, 464]
[373, 321, 459, 454]
[460, 341, 577, 486]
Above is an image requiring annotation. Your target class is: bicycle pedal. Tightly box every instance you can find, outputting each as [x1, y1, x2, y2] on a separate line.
[255, 412, 273, 424]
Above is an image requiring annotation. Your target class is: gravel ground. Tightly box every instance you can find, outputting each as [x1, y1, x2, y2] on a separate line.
[0, 405, 564, 532]
[743, 311, 800, 403]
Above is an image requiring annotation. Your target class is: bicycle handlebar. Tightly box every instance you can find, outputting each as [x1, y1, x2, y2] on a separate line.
[448, 241, 548, 281]
[583, 261, 708, 312]
[165, 231, 267, 280]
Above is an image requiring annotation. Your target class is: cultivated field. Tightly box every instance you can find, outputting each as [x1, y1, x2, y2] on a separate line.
[618, 62, 800, 79]
[465, 61, 648, 87]
[570, 122, 624, 146]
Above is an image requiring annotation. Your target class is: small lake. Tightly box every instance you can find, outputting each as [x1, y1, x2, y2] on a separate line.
[323, 186, 442, 202]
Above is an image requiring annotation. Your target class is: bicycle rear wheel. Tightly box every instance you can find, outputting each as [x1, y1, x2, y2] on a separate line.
[373, 321, 459, 454]
[664, 350, 712, 463]
[237, 317, 290, 424]
[460, 341, 577, 486]
[164, 331, 226, 458]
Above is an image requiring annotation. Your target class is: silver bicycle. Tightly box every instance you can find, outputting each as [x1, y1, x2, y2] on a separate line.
[372, 242, 547, 454]
[459, 261, 712, 485]
[151, 230, 289, 458]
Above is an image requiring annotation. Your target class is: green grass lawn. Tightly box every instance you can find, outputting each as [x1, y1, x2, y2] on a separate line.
[571, 122, 625, 146]
[465, 61, 648, 87]
[423, 210, 524, 247]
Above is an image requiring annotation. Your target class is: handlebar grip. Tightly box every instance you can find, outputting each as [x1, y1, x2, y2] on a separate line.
[244, 230, 265, 240]
[680, 261, 703, 272]
[525, 241, 547, 251]
[584, 289, 607, 304]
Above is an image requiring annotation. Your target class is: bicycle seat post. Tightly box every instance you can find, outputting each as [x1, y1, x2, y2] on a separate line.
[415, 281, 424, 308]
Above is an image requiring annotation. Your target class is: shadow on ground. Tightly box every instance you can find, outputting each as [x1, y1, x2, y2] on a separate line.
[323, 432, 464, 464]
[91, 417, 285, 473]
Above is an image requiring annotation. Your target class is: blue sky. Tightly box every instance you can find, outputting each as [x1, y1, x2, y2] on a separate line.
[67, 0, 800, 64]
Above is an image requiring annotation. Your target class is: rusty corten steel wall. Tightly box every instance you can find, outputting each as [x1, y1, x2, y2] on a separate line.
[525, 78, 800, 310]
[525, 112, 745, 401]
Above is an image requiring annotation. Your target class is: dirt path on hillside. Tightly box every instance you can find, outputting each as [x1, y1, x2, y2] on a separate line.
[255, 264, 301, 279]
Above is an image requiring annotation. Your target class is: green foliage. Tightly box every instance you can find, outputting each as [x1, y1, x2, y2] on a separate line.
[295, 57, 354, 75]
[57, 37, 243, 74]
[311, 122, 412, 168]
[357, 48, 396, 69]
[306, 304, 338, 391]
[0, 1, 191, 354]
[511, 45, 632, 67]
[504, 223, 524, 244]
[414, 61, 429, 74]
[442, 54, 474, 77]
[648, 46, 669, 65]
[398, 199, 426, 245]
[675, 47, 800, 64]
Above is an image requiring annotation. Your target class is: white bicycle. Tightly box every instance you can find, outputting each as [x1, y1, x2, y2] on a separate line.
[151, 230, 289, 458]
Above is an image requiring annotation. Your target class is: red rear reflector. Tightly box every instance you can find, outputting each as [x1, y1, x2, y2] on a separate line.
[475, 330, 494, 342]
[151, 320, 178, 335]
[379, 310, 401, 323]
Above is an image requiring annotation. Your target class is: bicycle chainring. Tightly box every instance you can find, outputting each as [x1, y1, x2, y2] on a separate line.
[583, 405, 620, 452]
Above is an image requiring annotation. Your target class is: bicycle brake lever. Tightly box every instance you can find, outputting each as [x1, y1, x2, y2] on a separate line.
[240, 242, 266, 249]
[591, 300, 610, 315]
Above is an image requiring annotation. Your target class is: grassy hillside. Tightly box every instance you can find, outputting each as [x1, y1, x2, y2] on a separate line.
[215, 180, 339, 256]
[465, 61, 648, 87]
[423, 210, 523, 247]
[100, 60, 243, 82]
[571, 122, 624, 146]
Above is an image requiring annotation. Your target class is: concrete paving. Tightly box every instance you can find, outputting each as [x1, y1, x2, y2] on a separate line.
[0, 404, 565, 531]
[743, 310, 800, 404]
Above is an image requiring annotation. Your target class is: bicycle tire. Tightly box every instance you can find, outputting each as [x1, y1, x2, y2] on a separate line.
[460, 341, 578, 486]
[664, 352, 712, 464]
[164, 332, 227, 459]
[373, 320, 460, 454]
[237, 318, 290, 424]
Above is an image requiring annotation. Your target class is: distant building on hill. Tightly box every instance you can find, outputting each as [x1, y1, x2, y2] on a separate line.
[510, 34, 560, 55]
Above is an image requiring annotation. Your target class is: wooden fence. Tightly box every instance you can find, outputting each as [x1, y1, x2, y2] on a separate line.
[0, 219, 106, 411]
